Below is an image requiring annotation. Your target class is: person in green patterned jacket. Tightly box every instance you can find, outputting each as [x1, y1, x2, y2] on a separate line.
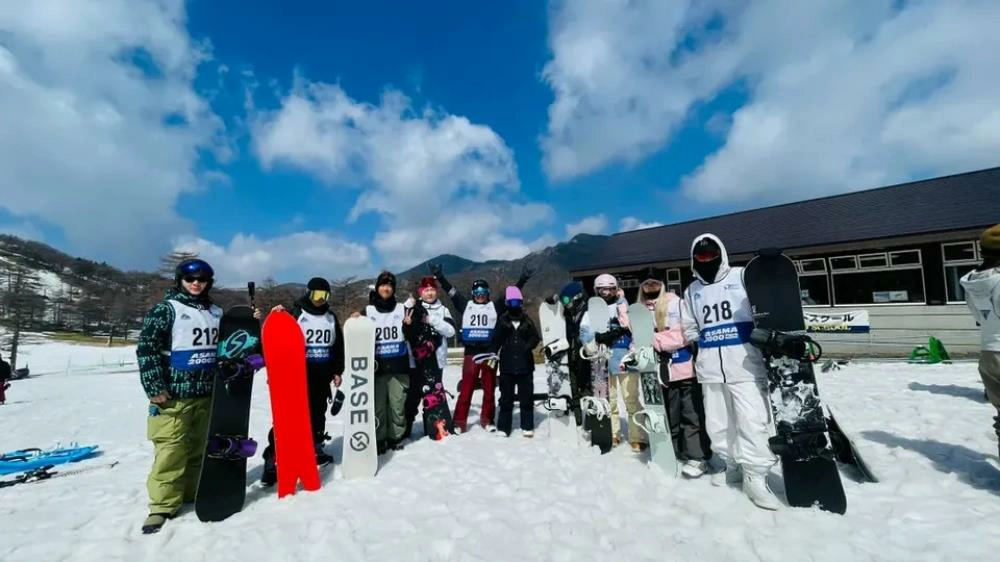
[136, 258, 258, 534]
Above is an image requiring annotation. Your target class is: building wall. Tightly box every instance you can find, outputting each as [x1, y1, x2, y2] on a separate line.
[804, 304, 981, 357]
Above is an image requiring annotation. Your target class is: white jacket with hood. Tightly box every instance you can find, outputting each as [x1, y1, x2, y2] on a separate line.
[960, 265, 1000, 352]
[680, 233, 767, 384]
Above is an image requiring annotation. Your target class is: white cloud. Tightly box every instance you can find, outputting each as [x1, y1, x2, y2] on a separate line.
[0, 0, 225, 268]
[565, 214, 608, 237]
[619, 217, 664, 232]
[542, 0, 1000, 204]
[252, 80, 552, 268]
[173, 232, 371, 286]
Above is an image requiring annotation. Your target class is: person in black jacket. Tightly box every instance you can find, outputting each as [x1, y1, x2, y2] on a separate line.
[493, 286, 541, 437]
[0, 352, 11, 405]
[432, 263, 533, 433]
[261, 277, 345, 485]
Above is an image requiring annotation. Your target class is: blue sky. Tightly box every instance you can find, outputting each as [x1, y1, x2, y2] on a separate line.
[2, 1, 998, 284]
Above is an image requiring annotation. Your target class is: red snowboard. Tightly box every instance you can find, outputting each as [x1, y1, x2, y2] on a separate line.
[262, 310, 320, 498]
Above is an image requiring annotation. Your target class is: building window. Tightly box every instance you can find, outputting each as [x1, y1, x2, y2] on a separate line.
[620, 279, 638, 289]
[800, 275, 831, 306]
[667, 283, 681, 296]
[799, 259, 826, 274]
[889, 250, 921, 266]
[942, 241, 980, 303]
[830, 256, 858, 271]
[667, 269, 681, 282]
[832, 249, 925, 305]
[858, 253, 888, 269]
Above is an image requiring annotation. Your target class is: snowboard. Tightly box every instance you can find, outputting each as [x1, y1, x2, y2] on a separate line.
[341, 316, 378, 479]
[626, 303, 678, 477]
[196, 293, 263, 522]
[583, 297, 614, 454]
[744, 249, 847, 514]
[0, 444, 99, 476]
[538, 300, 578, 445]
[408, 306, 454, 440]
[262, 310, 321, 498]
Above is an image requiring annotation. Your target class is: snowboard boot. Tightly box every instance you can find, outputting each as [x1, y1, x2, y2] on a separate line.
[260, 455, 277, 487]
[377, 441, 388, 455]
[681, 460, 708, 478]
[743, 471, 780, 511]
[711, 462, 742, 487]
[141, 513, 172, 535]
[523, 430, 535, 438]
[388, 439, 405, 451]
[485, 424, 497, 433]
[631, 441, 649, 453]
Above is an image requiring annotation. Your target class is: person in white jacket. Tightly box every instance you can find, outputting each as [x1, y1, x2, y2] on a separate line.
[679, 233, 779, 510]
[960, 224, 1000, 456]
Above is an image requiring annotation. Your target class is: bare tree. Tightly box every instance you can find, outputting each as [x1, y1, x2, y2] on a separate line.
[0, 261, 44, 370]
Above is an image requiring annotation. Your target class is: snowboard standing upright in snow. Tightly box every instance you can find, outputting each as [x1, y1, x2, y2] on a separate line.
[195, 284, 263, 522]
[262, 310, 321, 498]
[341, 316, 378, 479]
[538, 300, 578, 444]
[582, 296, 614, 453]
[626, 303, 677, 476]
[744, 249, 847, 514]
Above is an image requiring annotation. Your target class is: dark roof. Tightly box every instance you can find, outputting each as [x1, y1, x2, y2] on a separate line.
[573, 167, 1000, 272]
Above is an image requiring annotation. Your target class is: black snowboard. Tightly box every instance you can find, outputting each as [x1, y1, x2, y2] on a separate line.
[195, 295, 262, 523]
[407, 308, 455, 440]
[744, 250, 847, 514]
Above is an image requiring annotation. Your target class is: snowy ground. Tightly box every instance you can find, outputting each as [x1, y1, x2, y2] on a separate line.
[2, 342, 999, 561]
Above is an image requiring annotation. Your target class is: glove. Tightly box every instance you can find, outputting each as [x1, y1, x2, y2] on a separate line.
[518, 265, 535, 285]
[544, 294, 557, 305]
[429, 262, 443, 278]
[595, 328, 624, 346]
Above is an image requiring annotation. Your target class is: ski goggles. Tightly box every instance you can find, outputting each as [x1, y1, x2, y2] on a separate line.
[506, 298, 523, 309]
[596, 286, 617, 296]
[182, 275, 210, 284]
[694, 249, 720, 262]
[309, 290, 330, 302]
[472, 287, 490, 299]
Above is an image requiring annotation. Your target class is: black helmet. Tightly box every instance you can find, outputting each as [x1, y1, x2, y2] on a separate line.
[307, 277, 331, 292]
[471, 279, 490, 299]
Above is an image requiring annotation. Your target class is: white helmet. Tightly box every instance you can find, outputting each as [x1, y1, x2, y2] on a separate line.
[594, 273, 618, 291]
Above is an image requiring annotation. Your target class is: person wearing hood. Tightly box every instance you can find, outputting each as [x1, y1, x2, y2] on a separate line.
[136, 259, 261, 534]
[493, 286, 541, 437]
[432, 264, 534, 434]
[960, 224, 1000, 456]
[672, 234, 779, 510]
[355, 271, 412, 454]
[638, 273, 712, 478]
[260, 277, 345, 485]
[402, 276, 457, 438]
[591, 273, 646, 451]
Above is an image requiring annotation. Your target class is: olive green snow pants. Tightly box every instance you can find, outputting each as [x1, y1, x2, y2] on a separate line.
[375, 373, 409, 444]
[146, 397, 210, 514]
[980, 351, 1000, 409]
[610, 372, 647, 444]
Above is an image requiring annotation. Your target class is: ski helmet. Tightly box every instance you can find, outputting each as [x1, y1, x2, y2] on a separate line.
[307, 277, 331, 292]
[471, 279, 490, 300]
[593, 273, 618, 292]
[174, 259, 214, 291]
[559, 281, 585, 312]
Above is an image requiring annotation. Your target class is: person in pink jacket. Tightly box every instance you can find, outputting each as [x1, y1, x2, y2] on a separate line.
[640, 274, 712, 478]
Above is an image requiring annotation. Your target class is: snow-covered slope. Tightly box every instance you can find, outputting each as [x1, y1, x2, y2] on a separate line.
[1, 344, 998, 561]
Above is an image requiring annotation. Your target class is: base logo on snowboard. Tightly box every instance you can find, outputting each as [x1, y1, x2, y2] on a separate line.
[342, 316, 377, 479]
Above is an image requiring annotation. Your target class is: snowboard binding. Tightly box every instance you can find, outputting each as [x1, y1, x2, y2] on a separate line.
[632, 409, 668, 435]
[206, 435, 258, 460]
[750, 328, 823, 362]
[768, 432, 834, 462]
